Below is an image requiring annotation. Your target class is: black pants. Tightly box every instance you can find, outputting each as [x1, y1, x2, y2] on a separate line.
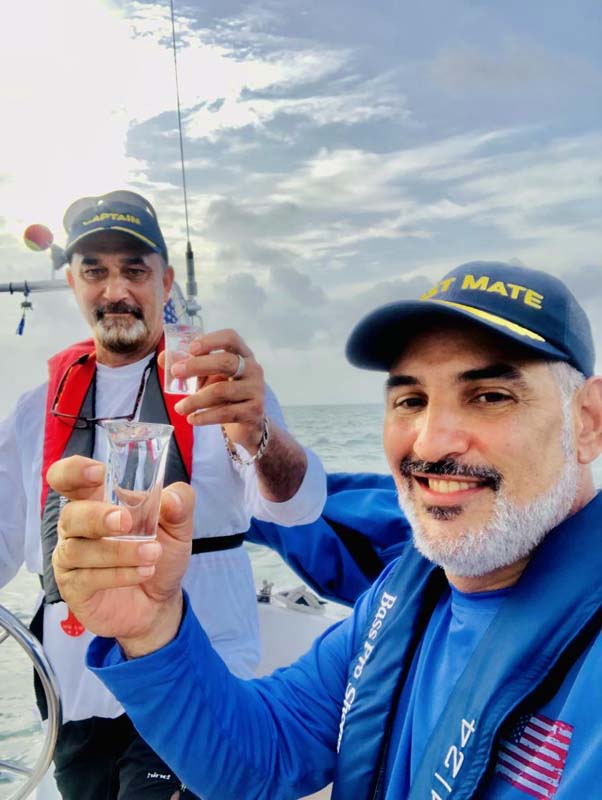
[53, 714, 199, 799]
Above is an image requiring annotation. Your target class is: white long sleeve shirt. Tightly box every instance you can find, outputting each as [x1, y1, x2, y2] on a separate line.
[0, 354, 326, 721]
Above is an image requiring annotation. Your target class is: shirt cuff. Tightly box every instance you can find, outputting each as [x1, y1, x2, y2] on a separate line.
[254, 448, 327, 526]
[86, 592, 202, 682]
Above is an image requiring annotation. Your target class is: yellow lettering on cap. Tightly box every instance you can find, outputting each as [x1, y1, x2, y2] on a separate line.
[524, 289, 543, 309]
[79, 212, 142, 228]
[438, 277, 456, 293]
[420, 274, 543, 309]
[506, 283, 527, 300]
[461, 274, 489, 291]
[420, 287, 437, 300]
[419, 276, 457, 301]
[419, 272, 544, 311]
[486, 281, 508, 297]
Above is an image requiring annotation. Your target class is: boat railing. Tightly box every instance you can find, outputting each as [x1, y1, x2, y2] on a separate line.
[0, 604, 61, 800]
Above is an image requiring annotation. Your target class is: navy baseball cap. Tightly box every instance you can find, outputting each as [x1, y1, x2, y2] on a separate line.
[346, 261, 595, 377]
[63, 190, 168, 262]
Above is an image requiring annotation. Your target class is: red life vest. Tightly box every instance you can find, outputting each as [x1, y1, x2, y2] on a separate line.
[39, 336, 194, 619]
[41, 336, 193, 512]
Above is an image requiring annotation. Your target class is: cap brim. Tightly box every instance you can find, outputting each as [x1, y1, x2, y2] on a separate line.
[66, 225, 163, 256]
[345, 299, 570, 370]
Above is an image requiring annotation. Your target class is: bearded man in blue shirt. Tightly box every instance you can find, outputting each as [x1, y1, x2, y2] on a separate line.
[50, 261, 602, 800]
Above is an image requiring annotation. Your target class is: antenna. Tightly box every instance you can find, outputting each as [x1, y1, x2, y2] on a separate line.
[169, 0, 201, 326]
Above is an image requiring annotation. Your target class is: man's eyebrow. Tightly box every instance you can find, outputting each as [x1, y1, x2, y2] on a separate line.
[119, 255, 147, 264]
[385, 363, 528, 391]
[458, 363, 525, 382]
[385, 374, 420, 391]
[79, 254, 148, 264]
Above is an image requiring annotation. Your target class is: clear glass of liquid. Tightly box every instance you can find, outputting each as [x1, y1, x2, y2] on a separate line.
[164, 323, 203, 395]
[103, 421, 174, 540]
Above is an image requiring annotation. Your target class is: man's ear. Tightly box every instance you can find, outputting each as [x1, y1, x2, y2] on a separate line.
[162, 265, 175, 301]
[66, 266, 74, 289]
[574, 377, 602, 464]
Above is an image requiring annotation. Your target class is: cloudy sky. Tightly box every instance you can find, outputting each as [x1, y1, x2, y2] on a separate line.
[1, 0, 601, 415]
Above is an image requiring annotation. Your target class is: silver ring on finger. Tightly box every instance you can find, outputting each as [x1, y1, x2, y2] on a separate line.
[231, 353, 246, 380]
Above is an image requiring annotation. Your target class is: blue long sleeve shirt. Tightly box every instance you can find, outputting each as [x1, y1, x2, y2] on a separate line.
[88, 562, 601, 800]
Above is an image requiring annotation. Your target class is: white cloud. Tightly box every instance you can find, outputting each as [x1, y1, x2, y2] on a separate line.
[0, 0, 600, 409]
[272, 130, 513, 212]
[0, 0, 157, 236]
[430, 37, 601, 93]
[126, 2, 365, 141]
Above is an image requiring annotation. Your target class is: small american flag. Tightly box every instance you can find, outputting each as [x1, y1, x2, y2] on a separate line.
[163, 297, 179, 324]
[495, 712, 574, 799]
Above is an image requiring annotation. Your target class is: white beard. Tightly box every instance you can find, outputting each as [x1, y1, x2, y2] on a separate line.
[94, 317, 149, 352]
[397, 436, 580, 578]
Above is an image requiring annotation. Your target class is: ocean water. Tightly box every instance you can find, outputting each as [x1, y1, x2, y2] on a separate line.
[248, 403, 388, 594]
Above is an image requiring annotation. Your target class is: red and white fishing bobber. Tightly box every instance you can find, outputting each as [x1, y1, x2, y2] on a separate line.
[23, 223, 54, 251]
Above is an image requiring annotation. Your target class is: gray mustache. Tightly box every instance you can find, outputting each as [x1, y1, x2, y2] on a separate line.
[95, 302, 144, 321]
[399, 457, 502, 491]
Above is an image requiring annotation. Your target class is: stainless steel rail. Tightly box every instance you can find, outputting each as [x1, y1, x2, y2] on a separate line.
[0, 280, 69, 295]
[0, 605, 61, 799]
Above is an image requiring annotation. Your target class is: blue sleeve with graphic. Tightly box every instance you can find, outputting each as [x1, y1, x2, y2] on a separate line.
[483, 634, 602, 799]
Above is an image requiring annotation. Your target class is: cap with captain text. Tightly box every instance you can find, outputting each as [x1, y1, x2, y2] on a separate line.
[346, 261, 595, 377]
[63, 190, 168, 262]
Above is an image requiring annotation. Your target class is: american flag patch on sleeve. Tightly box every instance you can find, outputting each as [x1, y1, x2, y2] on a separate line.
[495, 712, 573, 799]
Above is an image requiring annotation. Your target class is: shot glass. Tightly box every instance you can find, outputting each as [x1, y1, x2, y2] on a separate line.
[103, 421, 174, 540]
[164, 322, 203, 395]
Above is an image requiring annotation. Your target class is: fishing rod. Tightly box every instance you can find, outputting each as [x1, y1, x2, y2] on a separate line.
[169, 0, 202, 327]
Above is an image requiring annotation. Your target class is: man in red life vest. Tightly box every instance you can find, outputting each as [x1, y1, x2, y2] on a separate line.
[0, 190, 326, 799]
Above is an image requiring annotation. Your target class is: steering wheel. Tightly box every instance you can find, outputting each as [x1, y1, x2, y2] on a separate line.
[0, 605, 61, 800]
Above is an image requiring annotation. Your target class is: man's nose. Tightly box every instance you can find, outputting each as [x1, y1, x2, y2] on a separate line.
[101, 273, 131, 302]
[412, 404, 471, 463]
